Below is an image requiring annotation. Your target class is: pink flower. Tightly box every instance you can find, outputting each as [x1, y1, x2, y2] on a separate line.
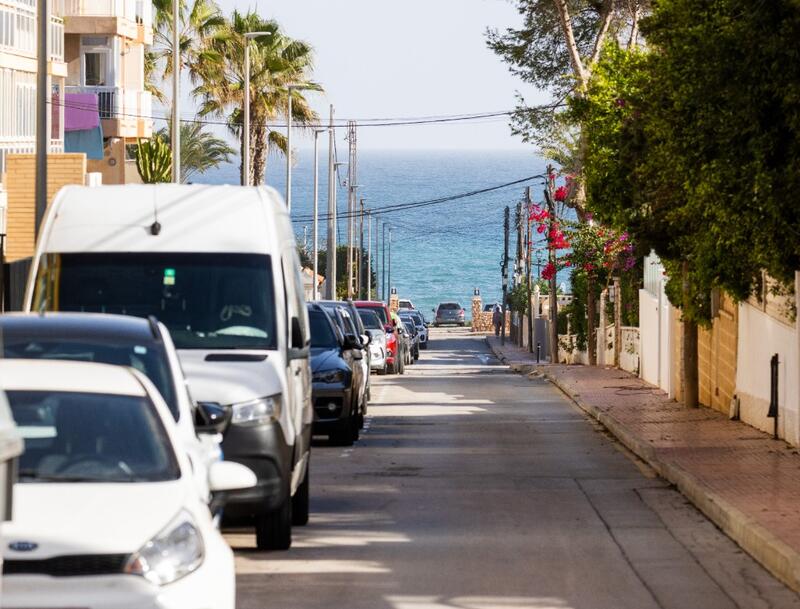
[554, 186, 568, 202]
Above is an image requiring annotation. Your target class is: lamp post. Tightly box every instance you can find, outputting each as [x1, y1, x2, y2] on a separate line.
[243, 31, 272, 186]
[328, 160, 347, 299]
[285, 84, 302, 212]
[171, 0, 180, 184]
[312, 128, 326, 300]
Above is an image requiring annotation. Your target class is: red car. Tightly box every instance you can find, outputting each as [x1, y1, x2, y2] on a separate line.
[353, 301, 403, 374]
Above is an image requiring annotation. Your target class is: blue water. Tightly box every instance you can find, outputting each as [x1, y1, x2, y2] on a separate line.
[196, 149, 548, 319]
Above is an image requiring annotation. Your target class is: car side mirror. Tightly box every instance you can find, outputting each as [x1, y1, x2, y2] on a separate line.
[384, 324, 394, 333]
[343, 333, 360, 350]
[208, 461, 257, 493]
[195, 401, 230, 434]
[361, 333, 371, 345]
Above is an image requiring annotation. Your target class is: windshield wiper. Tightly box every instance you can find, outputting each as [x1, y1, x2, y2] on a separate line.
[18, 470, 103, 483]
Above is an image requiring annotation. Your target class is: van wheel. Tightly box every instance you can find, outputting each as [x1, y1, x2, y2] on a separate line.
[256, 493, 292, 551]
[292, 464, 310, 526]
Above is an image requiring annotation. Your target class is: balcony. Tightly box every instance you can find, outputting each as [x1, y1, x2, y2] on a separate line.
[0, 0, 65, 62]
[0, 137, 64, 176]
[65, 85, 152, 139]
[60, 0, 151, 42]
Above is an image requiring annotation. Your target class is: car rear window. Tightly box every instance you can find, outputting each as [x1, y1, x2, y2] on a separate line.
[439, 303, 461, 310]
[359, 305, 388, 324]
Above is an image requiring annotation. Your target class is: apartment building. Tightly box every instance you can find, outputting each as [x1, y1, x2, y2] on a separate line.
[62, 0, 152, 183]
[0, 0, 67, 175]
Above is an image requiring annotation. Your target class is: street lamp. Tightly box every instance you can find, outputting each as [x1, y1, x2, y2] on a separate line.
[312, 128, 327, 300]
[243, 31, 272, 187]
[327, 160, 347, 299]
[285, 84, 303, 212]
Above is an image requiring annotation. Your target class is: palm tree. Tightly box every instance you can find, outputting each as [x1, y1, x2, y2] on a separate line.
[156, 121, 235, 183]
[192, 10, 321, 186]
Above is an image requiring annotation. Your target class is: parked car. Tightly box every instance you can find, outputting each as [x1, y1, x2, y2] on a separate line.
[308, 304, 363, 445]
[314, 302, 368, 430]
[401, 318, 420, 361]
[398, 298, 415, 310]
[0, 359, 256, 609]
[0, 388, 22, 596]
[354, 300, 402, 374]
[316, 300, 371, 406]
[434, 301, 466, 326]
[400, 308, 428, 350]
[358, 308, 388, 374]
[25, 184, 312, 550]
[0, 312, 223, 501]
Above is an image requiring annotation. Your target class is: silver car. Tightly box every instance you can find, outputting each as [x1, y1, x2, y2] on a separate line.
[434, 302, 466, 327]
[358, 308, 388, 374]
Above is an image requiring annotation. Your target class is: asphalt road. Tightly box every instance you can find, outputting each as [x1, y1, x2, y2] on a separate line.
[226, 328, 800, 609]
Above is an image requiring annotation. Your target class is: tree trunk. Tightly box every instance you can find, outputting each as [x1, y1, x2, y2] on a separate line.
[682, 261, 699, 408]
[252, 121, 268, 186]
[587, 277, 597, 365]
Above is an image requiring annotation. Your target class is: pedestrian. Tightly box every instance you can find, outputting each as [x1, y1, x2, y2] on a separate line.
[492, 303, 502, 337]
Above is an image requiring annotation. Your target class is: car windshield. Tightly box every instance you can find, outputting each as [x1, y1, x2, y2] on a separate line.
[8, 390, 180, 483]
[33, 253, 277, 350]
[410, 313, 424, 325]
[358, 309, 383, 330]
[2, 337, 179, 421]
[309, 311, 338, 348]
[359, 305, 388, 325]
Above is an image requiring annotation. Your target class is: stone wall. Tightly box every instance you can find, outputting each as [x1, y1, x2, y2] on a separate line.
[470, 295, 509, 333]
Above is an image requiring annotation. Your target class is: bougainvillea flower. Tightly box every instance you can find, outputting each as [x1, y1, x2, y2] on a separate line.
[554, 186, 568, 202]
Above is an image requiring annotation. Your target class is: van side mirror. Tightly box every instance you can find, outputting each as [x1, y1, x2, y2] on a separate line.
[288, 317, 310, 360]
[195, 401, 230, 434]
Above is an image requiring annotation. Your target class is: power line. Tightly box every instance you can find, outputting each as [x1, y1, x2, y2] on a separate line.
[292, 174, 545, 223]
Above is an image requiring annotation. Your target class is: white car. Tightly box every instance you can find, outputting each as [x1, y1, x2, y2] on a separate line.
[0, 359, 255, 609]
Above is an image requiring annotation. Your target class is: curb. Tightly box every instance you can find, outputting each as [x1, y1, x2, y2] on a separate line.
[486, 338, 800, 594]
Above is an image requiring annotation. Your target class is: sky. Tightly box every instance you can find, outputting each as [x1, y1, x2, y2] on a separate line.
[208, 0, 547, 150]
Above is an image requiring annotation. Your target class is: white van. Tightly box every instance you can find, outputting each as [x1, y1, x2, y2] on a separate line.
[0, 388, 23, 596]
[25, 184, 312, 550]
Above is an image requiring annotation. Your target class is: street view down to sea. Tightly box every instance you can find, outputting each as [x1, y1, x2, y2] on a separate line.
[1, 1, 800, 609]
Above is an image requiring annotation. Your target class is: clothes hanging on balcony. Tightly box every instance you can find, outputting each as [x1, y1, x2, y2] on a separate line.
[64, 94, 100, 132]
[65, 126, 104, 160]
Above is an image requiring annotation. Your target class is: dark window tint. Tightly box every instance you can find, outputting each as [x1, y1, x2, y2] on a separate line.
[34, 253, 277, 350]
[2, 337, 178, 421]
[439, 303, 461, 310]
[358, 309, 382, 330]
[8, 391, 180, 483]
[309, 311, 338, 348]
[358, 305, 387, 325]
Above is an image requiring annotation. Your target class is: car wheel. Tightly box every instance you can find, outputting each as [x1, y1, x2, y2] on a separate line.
[399, 356, 405, 374]
[331, 417, 356, 446]
[387, 361, 396, 374]
[256, 491, 292, 551]
[291, 463, 310, 526]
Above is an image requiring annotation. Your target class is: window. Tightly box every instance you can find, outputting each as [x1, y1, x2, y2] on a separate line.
[8, 390, 180, 483]
[309, 311, 338, 349]
[34, 252, 278, 350]
[84, 51, 107, 86]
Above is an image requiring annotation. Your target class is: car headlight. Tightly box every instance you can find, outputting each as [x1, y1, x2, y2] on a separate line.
[125, 511, 204, 586]
[231, 395, 281, 425]
[313, 369, 346, 384]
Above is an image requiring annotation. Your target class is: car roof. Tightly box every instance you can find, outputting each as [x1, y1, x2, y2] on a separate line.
[0, 312, 160, 343]
[353, 300, 386, 307]
[0, 359, 147, 396]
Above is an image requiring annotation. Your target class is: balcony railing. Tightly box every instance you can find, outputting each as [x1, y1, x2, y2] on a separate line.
[0, 137, 65, 176]
[65, 85, 152, 124]
[0, 0, 65, 61]
[61, 0, 146, 25]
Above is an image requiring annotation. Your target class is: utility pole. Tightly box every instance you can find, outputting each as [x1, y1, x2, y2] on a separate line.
[358, 199, 365, 298]
[545, 165, 558, 363]
[35, 0, 51, 235]
[382, 223, 387, 304]
[501, 206, 510, 346]
[515, 201, 523, 346]
[325, 105, 336, 299]
[367, 210, 372, 300]
[526, 187, 534, 353]
[312, 129, 325, 300]
[346, 121, 357, 298]
[386, 226, 392, 305]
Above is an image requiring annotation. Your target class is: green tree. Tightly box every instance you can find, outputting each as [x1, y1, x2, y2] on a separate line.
[135, 136, 172, 183]
[192, 11, 321, 186]
[156, 121, 235, 183]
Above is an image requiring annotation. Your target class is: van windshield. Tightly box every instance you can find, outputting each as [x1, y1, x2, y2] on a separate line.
[34, 253, 277, 350]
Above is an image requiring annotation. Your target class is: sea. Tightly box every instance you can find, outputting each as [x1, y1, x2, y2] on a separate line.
[197, 149, 549, 319]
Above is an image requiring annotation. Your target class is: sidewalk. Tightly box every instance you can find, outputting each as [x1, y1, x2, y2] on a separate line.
[486, 335, 800, 593]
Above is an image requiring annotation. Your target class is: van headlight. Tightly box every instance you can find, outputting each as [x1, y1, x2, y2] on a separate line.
[231, 395, 281, 425]
[125, 511, 204, 586]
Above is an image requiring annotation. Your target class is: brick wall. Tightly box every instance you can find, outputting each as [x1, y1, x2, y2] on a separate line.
[4, 153, 86, 262]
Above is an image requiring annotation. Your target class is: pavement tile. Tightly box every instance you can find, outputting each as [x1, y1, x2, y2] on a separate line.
[486, 334, 800, 593]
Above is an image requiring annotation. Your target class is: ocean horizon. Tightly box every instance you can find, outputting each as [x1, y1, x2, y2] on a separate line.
[196, 149, 552, 318]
